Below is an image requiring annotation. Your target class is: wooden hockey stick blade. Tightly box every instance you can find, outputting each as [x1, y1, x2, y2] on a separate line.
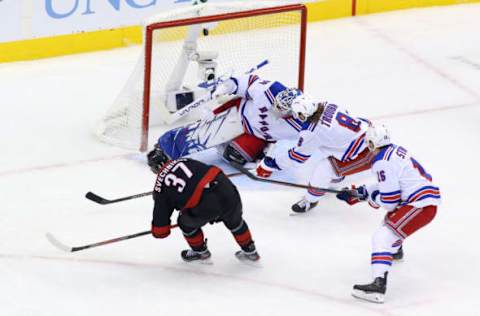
[230, 162, 343, 194]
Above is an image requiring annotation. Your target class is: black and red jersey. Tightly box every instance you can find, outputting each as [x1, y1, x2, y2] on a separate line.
[152, 158, 221, 227]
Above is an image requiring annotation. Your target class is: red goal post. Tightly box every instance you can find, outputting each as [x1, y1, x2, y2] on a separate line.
[97, 1, 307, 152]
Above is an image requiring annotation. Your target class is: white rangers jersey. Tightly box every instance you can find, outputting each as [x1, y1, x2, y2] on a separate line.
[231, 74, 314, 142]
[272, 102, 370, 169]
[367, 144, 441, 211]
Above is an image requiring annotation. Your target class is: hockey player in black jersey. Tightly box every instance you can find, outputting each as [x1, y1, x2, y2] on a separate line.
[148, 146, 260, 262]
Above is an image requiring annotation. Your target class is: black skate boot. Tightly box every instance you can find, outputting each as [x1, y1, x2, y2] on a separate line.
[181, 242, 212, 263]
[235, 241, 260, 262]
[291, 198, 318, 213]
[392, 246, 404, 261]
[352, 272, 388, 304]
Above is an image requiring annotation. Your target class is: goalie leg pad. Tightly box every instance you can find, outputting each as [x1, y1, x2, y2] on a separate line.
[158, 108, 244, 160]
[226, 133, 268, 164]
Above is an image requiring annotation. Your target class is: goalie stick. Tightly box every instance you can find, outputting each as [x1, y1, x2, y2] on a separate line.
[46, 224, 178, 253]
[85, 171, 243, 205]
[230, 162, 345, 194]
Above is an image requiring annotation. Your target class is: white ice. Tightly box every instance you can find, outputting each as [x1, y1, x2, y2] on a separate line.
[1, 4, 480, 316]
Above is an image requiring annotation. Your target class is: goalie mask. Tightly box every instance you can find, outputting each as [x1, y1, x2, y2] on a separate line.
[273, 88, 301, 116]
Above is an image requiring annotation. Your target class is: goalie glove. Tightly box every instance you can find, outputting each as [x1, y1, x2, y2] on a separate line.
[212, 78, 237, 101]
[256, 156, 280, 178]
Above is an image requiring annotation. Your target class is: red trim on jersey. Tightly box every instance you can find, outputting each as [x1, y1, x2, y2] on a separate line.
[183, 166, 221, 209]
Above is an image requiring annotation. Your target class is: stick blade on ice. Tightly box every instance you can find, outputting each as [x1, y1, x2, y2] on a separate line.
[85, 191, 109, 204]
[45, 232, 73, 252]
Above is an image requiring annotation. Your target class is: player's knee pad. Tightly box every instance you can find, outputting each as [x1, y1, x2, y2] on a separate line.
[178, 212, 205, 231]
[372, 225, 402, 253]
[221, 202, 243, 230]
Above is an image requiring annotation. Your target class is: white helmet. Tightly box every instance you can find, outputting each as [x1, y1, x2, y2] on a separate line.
[365, 124, 391, 151]
[273, 88, 301, 115]
[291, 94, 318, 122]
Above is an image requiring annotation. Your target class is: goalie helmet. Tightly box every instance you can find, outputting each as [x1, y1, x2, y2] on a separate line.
[273, 88, 301, 115]
[365, 124, 391, 151]
[291, 94, 318, 122]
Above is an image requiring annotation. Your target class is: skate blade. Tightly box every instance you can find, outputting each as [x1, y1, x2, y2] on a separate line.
[289, 211, 309, 217]
[182, 257, 213, 265]
[352, 290, 384, 304]
[235, 255, 262, 268]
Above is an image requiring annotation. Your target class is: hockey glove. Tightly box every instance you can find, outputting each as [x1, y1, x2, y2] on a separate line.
[212, 78, 237, 100]
[256, 156, 280, 178]
[336, 185, 368, 206]
[151, 224, 171, 239]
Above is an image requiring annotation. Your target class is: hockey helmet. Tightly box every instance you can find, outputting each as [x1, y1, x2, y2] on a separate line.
[365, 124, 391, 151]
[273, 88, 301, 115]
[147, 144, 171, 174]
[291, 94, 318, 122]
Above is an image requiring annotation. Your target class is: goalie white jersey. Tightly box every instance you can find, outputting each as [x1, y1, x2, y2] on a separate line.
[272, 102, 370, 170]
[230, 74, 314, 142]
[367, 144, 441, 211]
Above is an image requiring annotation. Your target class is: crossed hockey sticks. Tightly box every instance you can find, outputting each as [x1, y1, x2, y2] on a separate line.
[46, 224, 179, 253]
[230, 162, 346, 194]
[85, 171, 243, 205]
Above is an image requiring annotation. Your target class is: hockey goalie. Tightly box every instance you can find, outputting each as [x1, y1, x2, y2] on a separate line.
[147, 73, 315, 173]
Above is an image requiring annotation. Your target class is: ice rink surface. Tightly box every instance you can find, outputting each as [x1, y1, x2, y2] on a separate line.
[1, 4, 480, 316]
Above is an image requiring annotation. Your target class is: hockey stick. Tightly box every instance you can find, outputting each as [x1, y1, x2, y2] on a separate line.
[85, 171, 243, 205]
[230, 162, 344, 194]
[46, 224, 178, 253]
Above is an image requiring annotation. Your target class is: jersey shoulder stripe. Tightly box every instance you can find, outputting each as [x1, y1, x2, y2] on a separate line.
[341, 133, 366, 162]
[264, 81, 286, 105]
[372, 144, 396, 164]
[248, 74, 259, 87]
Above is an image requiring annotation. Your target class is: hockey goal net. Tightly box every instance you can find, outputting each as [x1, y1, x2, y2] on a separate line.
[96, 1, 307, 152]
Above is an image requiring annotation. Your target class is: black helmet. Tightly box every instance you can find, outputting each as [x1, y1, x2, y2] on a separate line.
[147, 144, 170, 174]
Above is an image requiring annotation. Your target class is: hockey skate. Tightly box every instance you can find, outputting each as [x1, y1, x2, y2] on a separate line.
[235, 242, 260, 263]
[352, 272, 388, 304]
[392, 246, 404, 261]
[181, 248, 212, 264]
[291, 198, 318, 213]
[235, 250, 260, 262]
